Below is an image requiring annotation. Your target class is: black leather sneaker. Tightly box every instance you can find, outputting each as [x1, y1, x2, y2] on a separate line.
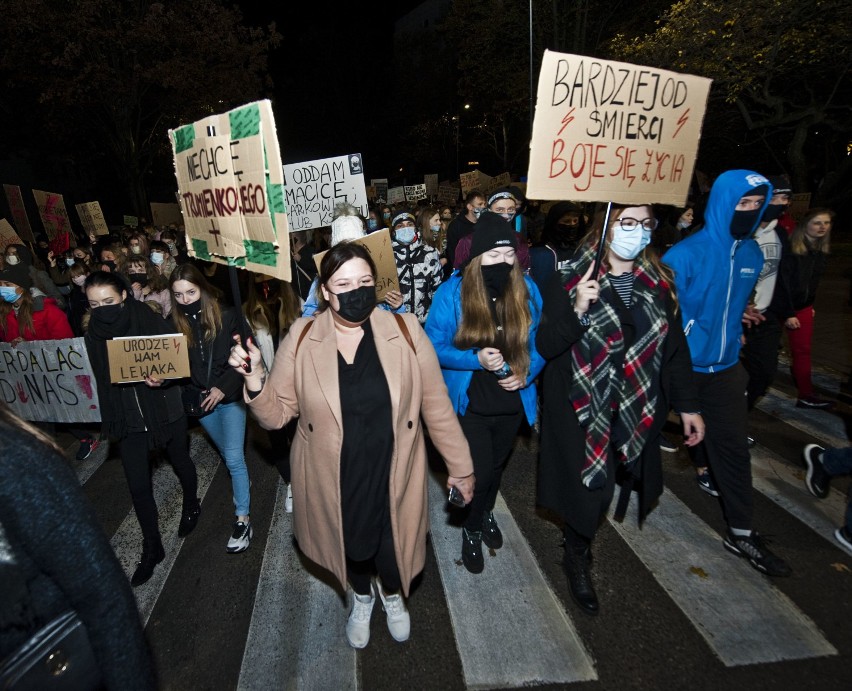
[481, 511, 503, 550]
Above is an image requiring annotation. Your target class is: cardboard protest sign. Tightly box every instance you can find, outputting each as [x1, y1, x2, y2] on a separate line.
[123, 215, 139, 227]
[437, 183, 460, 205]
[0, 219, 23, 254]
[32, 189, 72, 240]
[76, 201, 109, 237]
[3, 184, 34, 242]
[150, 202, 183, 228]
[372, 178, 388, 204]
[106, 333, 190, 383]
[0, 338, 100, 423]
[387, 186, 405, 205]
[312, 228, 398, 301]
[169, 99, 291, 281]
[424, 174, 438, 198]
[484, 172, 512, 196]
[404, 184, 427, 202]
[526, 51, 712, 205]
[283, 153, 368, 232]
[460, 170, 488, 197]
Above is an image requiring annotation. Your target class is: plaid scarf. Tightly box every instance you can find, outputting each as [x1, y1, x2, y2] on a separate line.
[563, 249, 669, 489]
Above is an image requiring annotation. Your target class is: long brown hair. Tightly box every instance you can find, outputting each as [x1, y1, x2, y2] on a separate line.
[453, 256, 532, 379]
[0, 400, 62, 454]
[581, 203, 679, 312]
[790, 207, 834, 256]
[168, 264, 223, 347]
[0, 284, 34, 339]
[243, 278, 301, 337]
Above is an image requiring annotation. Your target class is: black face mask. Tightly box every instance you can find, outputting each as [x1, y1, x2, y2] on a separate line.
[128, 273, 148, 287]
[91, 303, 124, 325]
[761, 204, 786, 223]
[480, 262, 513, 294]
[555, 222, 581, 246]
[178, 301, 203, 317]
[102, 260, 117, 271]
[730, 209, 762, 239]
[330, 285, 376, 324]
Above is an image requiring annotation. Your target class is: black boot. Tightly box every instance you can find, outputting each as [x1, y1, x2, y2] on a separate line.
[461, 527, 484, 574]
[178, 498, 201, 537]
[563, 546, 599, 616]
[481, 511, 503, 550]
[131, 538, 165, 587]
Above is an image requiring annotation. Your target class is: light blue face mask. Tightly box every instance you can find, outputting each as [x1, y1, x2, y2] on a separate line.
[0, 286, 21, 303]
[395, 227, 416, 244]
[367, 219, 378, 231]
[430, 224, 441, 234]
[150, 252, 164, 266]
[65, 258, 75, 267]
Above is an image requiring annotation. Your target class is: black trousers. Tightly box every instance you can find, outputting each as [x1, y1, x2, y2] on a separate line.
[347, 517, 401, 596]
[458, 409, 524, 532]
[687, 364, 753, 530]
[741, 315, 783, 411]
[119, 416, 198, 542]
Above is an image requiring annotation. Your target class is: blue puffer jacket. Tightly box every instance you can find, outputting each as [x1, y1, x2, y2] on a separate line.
[663, 170, 772, 373]
[424, 270, 545, 425]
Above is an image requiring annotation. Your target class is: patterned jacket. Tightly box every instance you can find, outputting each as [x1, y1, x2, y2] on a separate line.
[392, 236, 443, 324]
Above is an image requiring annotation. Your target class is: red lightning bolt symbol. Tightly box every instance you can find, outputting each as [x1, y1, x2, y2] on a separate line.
[673, 108, 690, 139]
[557, 108, 576, 136]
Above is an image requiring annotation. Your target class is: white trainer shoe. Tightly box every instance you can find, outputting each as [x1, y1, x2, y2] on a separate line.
[345, 585, 375, 649]
[284, 483, 293, 513]
[377, 580, 410, 642]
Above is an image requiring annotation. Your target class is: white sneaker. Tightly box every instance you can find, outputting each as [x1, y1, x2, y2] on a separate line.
[345, 586, 375, 649]
[377, 580, 410, 642]
[226, 520, 252, 553]
[284, 483, 293, 513]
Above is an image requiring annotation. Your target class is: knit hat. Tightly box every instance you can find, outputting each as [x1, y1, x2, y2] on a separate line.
[0, 263, 33, 291]
[487, 188, 518, 207]
[330, 214, 365, 246]
[468, 212, 517, 261]
[768, 175, 792, 195]
[391, 211, 415, 228]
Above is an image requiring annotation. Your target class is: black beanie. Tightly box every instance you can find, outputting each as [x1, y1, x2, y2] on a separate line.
[468, 212, 517, 261]
[0, 263, 33, 291]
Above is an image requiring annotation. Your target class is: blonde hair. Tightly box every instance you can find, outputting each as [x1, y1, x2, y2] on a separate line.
[790, 208, 833, 256]
[453, 256, 532, 379]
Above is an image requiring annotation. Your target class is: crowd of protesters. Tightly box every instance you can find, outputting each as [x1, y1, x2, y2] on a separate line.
[0, 169, 845, 661]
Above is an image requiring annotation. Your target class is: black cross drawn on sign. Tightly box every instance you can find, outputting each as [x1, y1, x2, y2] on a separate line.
[207, 219, 222, 247]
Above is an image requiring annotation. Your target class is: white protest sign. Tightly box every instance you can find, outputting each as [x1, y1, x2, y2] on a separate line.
[0, 338, 100, 423]
[526, 51, 712, 205]
[169, 99, 291, 280]
[404, 184, 427, 202]
[387, 186, 406, 205]
[283, 153, 368, 231]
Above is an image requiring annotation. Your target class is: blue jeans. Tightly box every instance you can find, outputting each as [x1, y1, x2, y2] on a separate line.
[822, 446, 852, 531]
[200, 401, 250, 516]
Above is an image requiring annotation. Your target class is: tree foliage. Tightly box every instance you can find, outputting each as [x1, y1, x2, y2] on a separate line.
[0, 0, 280, 216]
[608, 0, 852, 204]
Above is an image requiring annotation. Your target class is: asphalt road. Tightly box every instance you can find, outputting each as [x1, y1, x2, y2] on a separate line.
[57, 252, 852, 690]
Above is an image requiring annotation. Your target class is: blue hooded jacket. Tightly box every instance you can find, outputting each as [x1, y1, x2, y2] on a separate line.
[662, 170, 772, 373]
[424, 271, 545, 425]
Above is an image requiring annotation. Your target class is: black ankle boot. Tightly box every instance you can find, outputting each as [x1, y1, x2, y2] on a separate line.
[131, 538, 165, 587]
[178, 499, 201, 537]
[461, 527, 484, 574]
[563, 547, 598, 616]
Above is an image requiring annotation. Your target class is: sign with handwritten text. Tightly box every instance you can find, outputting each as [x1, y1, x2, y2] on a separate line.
[169, 100, 291, 280]
[32, 189, 72, 240]
[387, 186, 405, 205]
[0, 219, 23, 255]
[106, 334, 190, 383]
[0, 338, 100, 423]
[460, 170, 488, 197]
[526, 51, 712, 205]
[404, 184, 427, 202]
[76, 201, 109, 237]
[283, 153, 368, 232]
[312, 228, 398, 301]
[3, 184, 34, 242]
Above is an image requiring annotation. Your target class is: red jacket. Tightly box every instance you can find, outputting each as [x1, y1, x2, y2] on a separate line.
[1, 297, 74, 342]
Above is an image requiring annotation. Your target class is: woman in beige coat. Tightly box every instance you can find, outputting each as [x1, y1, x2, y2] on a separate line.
[229, 242, 474, 650]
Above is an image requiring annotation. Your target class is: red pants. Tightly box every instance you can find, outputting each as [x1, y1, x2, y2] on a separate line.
[787, 306, 815, 398]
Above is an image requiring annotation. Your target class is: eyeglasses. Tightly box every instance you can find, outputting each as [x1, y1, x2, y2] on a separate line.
[616, 217, 658, 231]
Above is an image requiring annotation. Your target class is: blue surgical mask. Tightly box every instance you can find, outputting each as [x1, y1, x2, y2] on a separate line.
[367, 219, 378, 231]
[0, 286, 20, 303]
[150, 252, 164, 265]
[395, 227, 416, 244]
[430, 224, 441, 234]
[609, 227, 651, 260]
[65, 258, 75, 267]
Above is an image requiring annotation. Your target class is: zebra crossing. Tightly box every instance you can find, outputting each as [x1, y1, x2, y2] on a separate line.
[71, 383, 852, 690]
